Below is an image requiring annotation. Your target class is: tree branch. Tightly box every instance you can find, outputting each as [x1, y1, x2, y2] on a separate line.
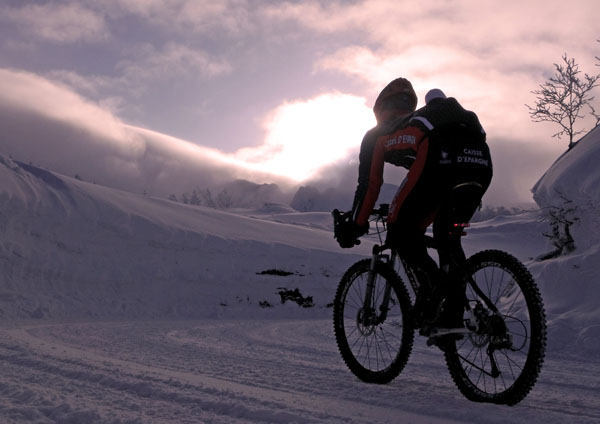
[526, 53, 600, 149]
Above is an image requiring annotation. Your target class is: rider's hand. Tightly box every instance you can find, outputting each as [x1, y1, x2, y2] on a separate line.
[334, 217, 368, 248]
[336, 233, 361, 249]
[354, 221, 369, 237]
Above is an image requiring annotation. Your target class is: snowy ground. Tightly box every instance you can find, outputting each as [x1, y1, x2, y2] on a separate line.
[0, 318, 599, 424]
[1, 153, 600, 423]
[0, 317, 600, 424]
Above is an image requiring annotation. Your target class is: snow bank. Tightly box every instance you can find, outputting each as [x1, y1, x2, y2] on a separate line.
[0, 155, 366, 319]
[533, 125, 600, 209]
[2, 140, 600, 357]
[533, 125, 600, 249]
[531, 126, 600, 355]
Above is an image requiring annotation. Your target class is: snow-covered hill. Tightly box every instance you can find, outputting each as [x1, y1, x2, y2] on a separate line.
[2, 147, 600, 350]
[0, 155, 370, 319]
[533, 125, 600, 214]
[533, 124, 600, 251]
[531, 125, 600, 354]
[1, 148, 599, 423]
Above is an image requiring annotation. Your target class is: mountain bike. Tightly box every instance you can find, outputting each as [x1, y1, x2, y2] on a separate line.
[331, 204, 547, 405]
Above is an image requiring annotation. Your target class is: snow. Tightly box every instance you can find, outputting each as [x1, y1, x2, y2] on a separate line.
[533, 125, 600, 214]
[1, 148, 599, 423]
[531, 125, 600, 355]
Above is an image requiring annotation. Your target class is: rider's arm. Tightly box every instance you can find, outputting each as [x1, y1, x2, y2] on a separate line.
[351, 125, 427, 227]
[350, 128, 380, 228]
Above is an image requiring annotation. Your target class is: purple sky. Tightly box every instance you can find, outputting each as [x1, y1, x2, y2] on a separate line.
[0, 1, 599, 206]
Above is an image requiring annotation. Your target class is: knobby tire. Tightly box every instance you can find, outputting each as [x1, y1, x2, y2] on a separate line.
[443, 250, 547, 405]
[333, 259, 414, 384]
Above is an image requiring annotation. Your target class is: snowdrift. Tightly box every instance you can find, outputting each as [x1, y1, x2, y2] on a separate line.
[533, 125, 600, 212]
[531, 125, 600, 355]
[0, 155, 367, 319]
[1, 142, 599, 356]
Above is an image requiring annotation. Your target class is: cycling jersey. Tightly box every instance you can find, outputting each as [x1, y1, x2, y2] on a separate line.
[351, 97, 491, 227]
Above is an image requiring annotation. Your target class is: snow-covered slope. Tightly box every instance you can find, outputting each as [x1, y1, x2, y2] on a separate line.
[0, 155, 368, 319]
[2, 149, 600, 349]
[531, 125, 600, 355]
[533, 125, 600, 249]
[1, 152, 600, 423]
[533, 125, 600, 212]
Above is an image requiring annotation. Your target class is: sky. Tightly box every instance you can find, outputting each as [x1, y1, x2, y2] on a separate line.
[0, 0, 599, 206]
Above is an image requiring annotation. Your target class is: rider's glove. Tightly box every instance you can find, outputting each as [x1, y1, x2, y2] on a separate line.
[336, 231, 361, 248]
[333, 210, 368, 248]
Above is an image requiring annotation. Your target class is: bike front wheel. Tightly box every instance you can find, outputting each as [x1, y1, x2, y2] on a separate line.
[333, 259, 414, 384]
[444, 250, 547, 405]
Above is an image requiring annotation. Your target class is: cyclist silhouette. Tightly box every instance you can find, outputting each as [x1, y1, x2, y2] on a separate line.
[337, 78, 493, 329]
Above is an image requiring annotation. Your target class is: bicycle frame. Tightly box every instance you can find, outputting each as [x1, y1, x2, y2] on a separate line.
[361, 206, 500, 329]
[333, 203, 546, 404]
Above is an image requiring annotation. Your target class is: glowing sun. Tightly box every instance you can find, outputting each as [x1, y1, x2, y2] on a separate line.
[235, 92, 375, 181]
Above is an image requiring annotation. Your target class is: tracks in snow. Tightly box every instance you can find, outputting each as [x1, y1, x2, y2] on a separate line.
[0, 319, 598, 423]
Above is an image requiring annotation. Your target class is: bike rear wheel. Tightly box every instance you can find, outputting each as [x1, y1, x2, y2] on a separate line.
[333, 259, 414, 384]
[444, 250, 547, 405]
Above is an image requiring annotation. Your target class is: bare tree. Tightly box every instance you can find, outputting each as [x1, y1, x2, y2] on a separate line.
[590, 103, 600, 127]
[526, 53, 600, 150]
[537, 191, 578, 260]
[593, 39, 600, 125]
[216, 189, 233, 209]
[199, 188, 217, 208]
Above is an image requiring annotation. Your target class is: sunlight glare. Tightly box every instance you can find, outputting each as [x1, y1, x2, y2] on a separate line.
[235, 93, 374, 181]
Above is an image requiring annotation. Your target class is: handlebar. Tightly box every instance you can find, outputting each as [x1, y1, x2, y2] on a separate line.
[332, 204, 389, 228]
[333, 203, 468, 252]
[332, 204, 390, 247]
[371, 203, 389, 220]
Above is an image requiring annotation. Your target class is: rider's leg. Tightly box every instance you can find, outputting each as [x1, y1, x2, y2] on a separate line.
[434, 228, 467, 327]
[388, 221, 445, 325]
[388, 221, 441, 290]
[385, 135, 465, 325]
[387, 185, 445, 325]
[431, 180, 491, 329]
[386, 137, 445, 288]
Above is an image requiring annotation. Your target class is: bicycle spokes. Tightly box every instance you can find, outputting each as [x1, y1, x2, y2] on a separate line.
[463, 268, 530, 382]
[445, 250, 546, 405]
[333, 259, 414, 383]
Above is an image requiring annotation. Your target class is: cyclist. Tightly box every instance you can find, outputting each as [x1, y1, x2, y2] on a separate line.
[336, 79, 493, 332]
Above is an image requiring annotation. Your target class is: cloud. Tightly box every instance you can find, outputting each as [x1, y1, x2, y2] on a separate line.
[117, 42, 232, 83]
[267, 0, 600, 144]
[0, 67, 570, 208]
[484, 138, 563, 207]
[42, 41, 232, 127]
[0, 68, 374, 199]
[1, 0, 595, 208]
[266, 0, 598, 51]
[49, 42, 232, 100]
[0, 69, 291, 197]
[2, 0, 256, 43]
[102, 0, 254, 36]
[234, 93, 375, 181]
[302, 134, 560, 208]
[1, 3, 108, 44]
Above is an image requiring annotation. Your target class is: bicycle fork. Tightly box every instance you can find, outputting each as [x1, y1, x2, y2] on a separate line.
[362, 245, 394, 326]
